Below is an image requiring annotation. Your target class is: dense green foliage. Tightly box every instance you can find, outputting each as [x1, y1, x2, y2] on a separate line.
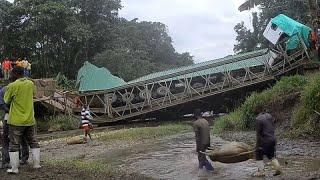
[38, 115, 79, 132]
[213, 75, 308, 133]
[292, 74, 320, 138]
[234, 0, 310, 53]
[93, 19, 193, 81]
[0, 0, 193, 81]
[55, 72, 75, 90]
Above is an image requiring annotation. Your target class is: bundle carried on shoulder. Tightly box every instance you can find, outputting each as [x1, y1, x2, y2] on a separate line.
[208, 142, 254, 163]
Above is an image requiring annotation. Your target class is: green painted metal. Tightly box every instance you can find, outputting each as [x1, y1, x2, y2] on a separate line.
[128, 49, 269, 83]
[76, 61, 126, 92]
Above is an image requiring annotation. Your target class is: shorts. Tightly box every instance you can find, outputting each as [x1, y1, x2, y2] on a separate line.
[256, 141, 276, 160]
[81, 124, 91, 132]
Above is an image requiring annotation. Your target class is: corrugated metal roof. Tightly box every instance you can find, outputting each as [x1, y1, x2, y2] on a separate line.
[128, 49, 269, 84]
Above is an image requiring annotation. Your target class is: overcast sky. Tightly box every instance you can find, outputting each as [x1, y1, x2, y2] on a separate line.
[119, 0, 252, 63]
[7, 0, 252, 63]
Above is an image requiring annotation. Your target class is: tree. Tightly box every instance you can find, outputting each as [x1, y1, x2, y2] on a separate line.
[238, 0, 318, 28]
[94, 19, 194, 81]
[234, 0, 310, 53]
[0, 0, 193, 80]
[234, 12, 261, 53]
[238, 0, 263, 12]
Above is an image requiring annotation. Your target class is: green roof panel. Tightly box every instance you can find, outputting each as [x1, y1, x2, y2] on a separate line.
[76, 61, 126, 92]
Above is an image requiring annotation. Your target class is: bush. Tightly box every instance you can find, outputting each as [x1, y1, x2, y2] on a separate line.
[46, 115, 79, 132]
[292, 74, 320, 138]
[301, 75, 320, 112]
[239, 91, 271, 129]
[292, 106, 311, 127]
[213, 111, 239, 134]
[271, 75, 308, 95]
[55, 73, 75, 90]
[214, 75, 308, 133]
[37, 120, 50, 132]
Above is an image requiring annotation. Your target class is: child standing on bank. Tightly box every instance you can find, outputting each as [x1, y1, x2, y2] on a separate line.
[80, 106, 93, 142]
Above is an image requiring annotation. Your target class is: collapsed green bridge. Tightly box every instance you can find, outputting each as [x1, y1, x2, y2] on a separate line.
[75, 14, 313, 123]
[76, 42, 309, 123]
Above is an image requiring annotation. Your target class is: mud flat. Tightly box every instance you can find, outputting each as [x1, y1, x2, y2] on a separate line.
[0, 126, 319, 179]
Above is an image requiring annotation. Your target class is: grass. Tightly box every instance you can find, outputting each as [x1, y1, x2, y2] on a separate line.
[213, 75, 308, 134]
[43, 158, 110, 174]
[290, 74, 320, 138]
[42, 158, 126, 178]
[97, 123, 191, 142]
[37, 115, 79, 132]
[38, 123, 192, 147]
[42, 157, 153, 179]
[214, 72, 320, 138]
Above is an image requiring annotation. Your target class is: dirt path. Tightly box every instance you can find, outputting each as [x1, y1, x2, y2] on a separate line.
[0, 129, 319, 179]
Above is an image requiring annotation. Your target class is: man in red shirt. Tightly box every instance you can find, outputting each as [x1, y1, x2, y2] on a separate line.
[2, 58, 12, 80]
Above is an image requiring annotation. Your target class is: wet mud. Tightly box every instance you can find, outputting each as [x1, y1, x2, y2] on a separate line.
[103, 132, 320, 180]
[0, 129, 319, 179]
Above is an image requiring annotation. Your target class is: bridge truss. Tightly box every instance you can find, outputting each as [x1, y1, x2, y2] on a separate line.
[78, 35, 310, 123]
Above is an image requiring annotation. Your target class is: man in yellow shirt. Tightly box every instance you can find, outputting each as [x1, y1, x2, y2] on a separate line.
[4, 67, 41, 173]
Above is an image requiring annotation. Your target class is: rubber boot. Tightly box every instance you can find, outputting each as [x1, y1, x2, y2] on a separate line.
[31, 148, 41, 169]
[271, 158, 282, 176]
[7, 152, 19, 174]
[252, 160, 265, 177]
[198, 166, 207, 178]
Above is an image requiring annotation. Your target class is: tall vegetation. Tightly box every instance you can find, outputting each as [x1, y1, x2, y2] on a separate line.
[292, 74, 320, 138]
[214, 73, 320, 138]
[213, 75, 308, 133]
[0, 0, 193, 81]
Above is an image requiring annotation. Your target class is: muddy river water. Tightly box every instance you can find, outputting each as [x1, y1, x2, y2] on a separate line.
[95, 132, 320, 180]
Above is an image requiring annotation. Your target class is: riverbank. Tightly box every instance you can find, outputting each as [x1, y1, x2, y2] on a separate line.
[0, 123, 318, 180]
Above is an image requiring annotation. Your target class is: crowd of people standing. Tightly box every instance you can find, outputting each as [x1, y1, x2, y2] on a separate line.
[1, 58, 31, 80]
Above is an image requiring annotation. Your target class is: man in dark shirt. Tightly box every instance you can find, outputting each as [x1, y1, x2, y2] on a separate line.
[254, 106, 282, 176]
[192, 109, 213, 173]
